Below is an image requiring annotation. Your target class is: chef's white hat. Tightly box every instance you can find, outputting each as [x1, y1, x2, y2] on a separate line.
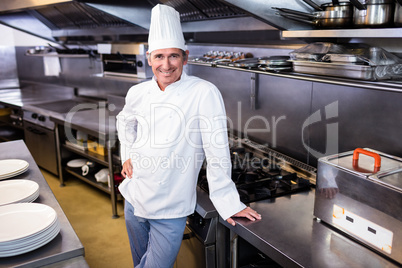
[148, 4, 186, 53]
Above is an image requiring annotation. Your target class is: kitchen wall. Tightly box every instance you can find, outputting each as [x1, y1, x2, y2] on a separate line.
[187, 44, 402, 167]
[15, 46, 137, 98]
[6, 26, 402, 168]
[4, 26, 136, 98]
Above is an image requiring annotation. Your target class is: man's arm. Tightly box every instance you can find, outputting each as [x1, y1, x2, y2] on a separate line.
[198, 84, 261, 225]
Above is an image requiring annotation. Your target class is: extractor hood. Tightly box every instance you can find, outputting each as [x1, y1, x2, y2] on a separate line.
[0, 0, 278, 44]
[0, 0, 152, 43]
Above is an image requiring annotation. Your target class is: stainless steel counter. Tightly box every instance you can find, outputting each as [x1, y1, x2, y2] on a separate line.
[50, 107, 117, 141]
[216, 189, 400, 268]
[0, 86, 74, 108]
[0, 140, 87, 268]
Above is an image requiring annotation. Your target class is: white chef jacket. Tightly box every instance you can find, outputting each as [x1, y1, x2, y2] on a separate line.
[116, 71, 246, 220]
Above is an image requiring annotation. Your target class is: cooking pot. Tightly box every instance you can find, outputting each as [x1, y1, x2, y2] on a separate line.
[273, 3, 353, 28]
[302, 0, 350, 11]
[302, 0, 326, 10]
[395, 0, 402, 26]
[350, 0, 395, 27]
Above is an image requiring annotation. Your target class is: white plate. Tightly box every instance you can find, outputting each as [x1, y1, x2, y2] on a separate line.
[0, 216, 58, 248]
[0, 220, 60, 257]
[22, 190, 40, 203]
[0, 203, 57, 243]
[0, 166, 29, 180]
[0, 180, 39, 206]
[66, 159, 87, 168]
[0, 218, 59, 250]
[0, 159, 29, 178]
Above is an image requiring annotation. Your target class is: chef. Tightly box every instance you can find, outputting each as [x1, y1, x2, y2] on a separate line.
[116, 4, 261, 267]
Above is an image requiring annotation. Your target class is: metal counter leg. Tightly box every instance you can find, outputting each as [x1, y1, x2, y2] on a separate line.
[230, 230, 238, 268]
[54, 124, 65, 187]
[107, 140, 119, 218]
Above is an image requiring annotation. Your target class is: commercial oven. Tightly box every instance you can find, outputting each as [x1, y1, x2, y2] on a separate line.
[97, 43, 153, 79]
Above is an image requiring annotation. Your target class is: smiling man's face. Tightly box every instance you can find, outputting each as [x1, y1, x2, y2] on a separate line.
[147, 48, 189, 91]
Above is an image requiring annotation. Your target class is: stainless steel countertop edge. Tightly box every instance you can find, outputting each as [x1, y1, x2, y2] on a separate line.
[217, 190, 399, 268]
[0, 140, 86, 268]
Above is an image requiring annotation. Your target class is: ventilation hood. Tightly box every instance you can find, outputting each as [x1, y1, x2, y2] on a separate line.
[0, 0, 283, 44]
[0, 0, 152, 43]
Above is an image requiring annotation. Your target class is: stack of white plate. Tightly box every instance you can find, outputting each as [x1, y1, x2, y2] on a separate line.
[0, 159, 29, 180]
[0, 203, 60, 257]
[0, 180, 40, 206]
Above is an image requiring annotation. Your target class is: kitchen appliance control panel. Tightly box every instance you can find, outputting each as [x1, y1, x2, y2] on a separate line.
[23, 110, 54, 129]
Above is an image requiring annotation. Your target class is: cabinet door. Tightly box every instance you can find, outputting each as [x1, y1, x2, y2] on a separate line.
[24, 121, 58, 175]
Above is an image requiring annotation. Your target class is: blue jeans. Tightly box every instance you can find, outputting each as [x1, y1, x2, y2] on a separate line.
[124, 200, 187, 268]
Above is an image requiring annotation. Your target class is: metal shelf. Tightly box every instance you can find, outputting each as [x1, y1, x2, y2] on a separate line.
[281, 28, 402, 39]
[91, 73, 149, 83]
[25, 53, 89, 58]
[62, 143, 109, 166]
[55, 122, 121, 218]
[188, 62, 402, 93]
[65, 167, 112, 194]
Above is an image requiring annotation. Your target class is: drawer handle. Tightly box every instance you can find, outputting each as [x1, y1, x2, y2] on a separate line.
[26, 126, 46, 135]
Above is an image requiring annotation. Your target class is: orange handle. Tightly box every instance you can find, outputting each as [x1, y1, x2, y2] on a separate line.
[352, 148, 381, 168]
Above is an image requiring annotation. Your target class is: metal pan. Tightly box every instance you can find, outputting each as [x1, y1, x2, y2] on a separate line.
[258, 56, 291, 66]
[274, 7, 353, 28]
[320, 1, 353, 13]
[228, 58, 260, 68]
[394, 0, 402, 26]
[350, 0, 395, 27]
[302, 0, 324, 10]
[258, 65, 292, 72]
[302, 0, 352, 12]
[291, 60, 375, 80]
[322, 53, 365, 63]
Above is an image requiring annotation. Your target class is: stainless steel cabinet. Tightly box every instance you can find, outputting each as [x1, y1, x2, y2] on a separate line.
[24, 120, 58, 175]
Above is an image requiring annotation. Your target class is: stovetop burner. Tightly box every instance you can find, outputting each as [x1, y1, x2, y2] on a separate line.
[198, 144, 311, 204]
